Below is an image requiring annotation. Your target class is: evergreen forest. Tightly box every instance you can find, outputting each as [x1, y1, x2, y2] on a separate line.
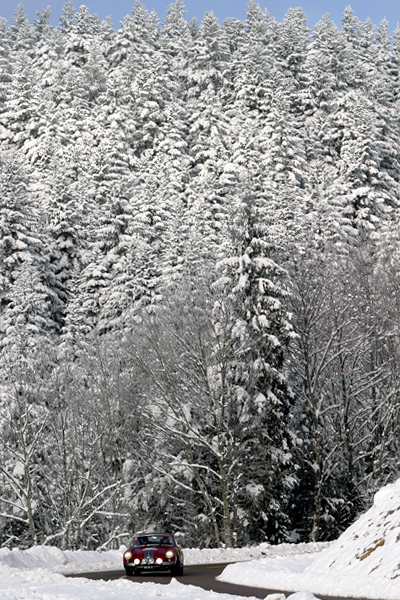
[1, 0, 400, 551]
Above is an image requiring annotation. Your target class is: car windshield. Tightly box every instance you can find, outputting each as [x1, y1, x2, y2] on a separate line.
[133, 534, 173, 547]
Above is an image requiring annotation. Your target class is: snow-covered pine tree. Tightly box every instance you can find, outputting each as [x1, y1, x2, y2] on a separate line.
[214, 179, 296, 543]
[161, 0, 192, 96]
[0, 155, 58, 547]
[0, 151, 59, 336]
[0, 18, 11, 111]
[228, 1, 274, 113]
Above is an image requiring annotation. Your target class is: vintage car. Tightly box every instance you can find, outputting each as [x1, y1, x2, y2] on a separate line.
[123, 532, 184, 576]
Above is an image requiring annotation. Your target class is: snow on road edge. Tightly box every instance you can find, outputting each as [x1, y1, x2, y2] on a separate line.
[0, 541, 330, 574]
[0, 567, 322, 600]
[0, 544, 328, 600]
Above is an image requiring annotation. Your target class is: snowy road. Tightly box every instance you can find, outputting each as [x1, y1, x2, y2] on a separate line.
[66, 562, 363, 600]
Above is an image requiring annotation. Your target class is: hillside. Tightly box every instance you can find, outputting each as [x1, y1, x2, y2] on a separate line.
[219, 478, 400, 599]
[1, 0, 400, 551]
[308, 478, 400, 587]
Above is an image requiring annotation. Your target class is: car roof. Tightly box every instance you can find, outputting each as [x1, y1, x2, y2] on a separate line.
[134, 532, 174, 537]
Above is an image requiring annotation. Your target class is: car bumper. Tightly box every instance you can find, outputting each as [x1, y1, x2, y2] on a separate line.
[125, 560, 178, 571]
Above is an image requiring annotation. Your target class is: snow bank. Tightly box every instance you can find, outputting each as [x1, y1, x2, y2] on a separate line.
[0, 541, 324, 599]
[309, 479, 400, 581]
[0, 541, 328, 574]
[218, 555, 317, 594]
[219, 478, 400, 599]
[0, 544, 321, 600]
[0, 564, 321, 600]
[0, 545, 124, 574]
[182, 542, 328, 568]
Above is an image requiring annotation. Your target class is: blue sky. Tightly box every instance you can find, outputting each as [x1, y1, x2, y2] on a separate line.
[1, 0, 399, 31]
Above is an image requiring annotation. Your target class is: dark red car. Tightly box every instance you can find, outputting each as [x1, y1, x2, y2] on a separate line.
[123, 532, 184, 576]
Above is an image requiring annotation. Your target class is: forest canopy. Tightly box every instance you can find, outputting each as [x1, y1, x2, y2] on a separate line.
[1, 0, 400, 550]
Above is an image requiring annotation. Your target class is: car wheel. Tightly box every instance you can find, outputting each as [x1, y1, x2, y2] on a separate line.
[171, 561, 183, 576]
[125, 567, 133, 576]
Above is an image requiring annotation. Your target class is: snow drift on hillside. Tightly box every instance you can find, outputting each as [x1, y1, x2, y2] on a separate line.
[219, 478, 400, 599]
[309, 479, 400, 580]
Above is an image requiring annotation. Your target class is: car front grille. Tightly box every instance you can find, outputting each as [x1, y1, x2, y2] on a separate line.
[142, 549, 155, 564]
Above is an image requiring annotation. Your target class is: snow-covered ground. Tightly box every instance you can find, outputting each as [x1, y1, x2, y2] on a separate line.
[4, 478, 400, 599]
[0, 541, 326, 600]
[0, 540, 329, 574]
[219, 479, 400, 600]
[0, 565, 317, 600]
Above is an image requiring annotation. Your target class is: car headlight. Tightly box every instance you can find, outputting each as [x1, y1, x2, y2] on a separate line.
[165, 550, 174, 558]
[124, 551, 132, 560]
[156, 557, 163, 564]
[134, 558, 140, 565]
